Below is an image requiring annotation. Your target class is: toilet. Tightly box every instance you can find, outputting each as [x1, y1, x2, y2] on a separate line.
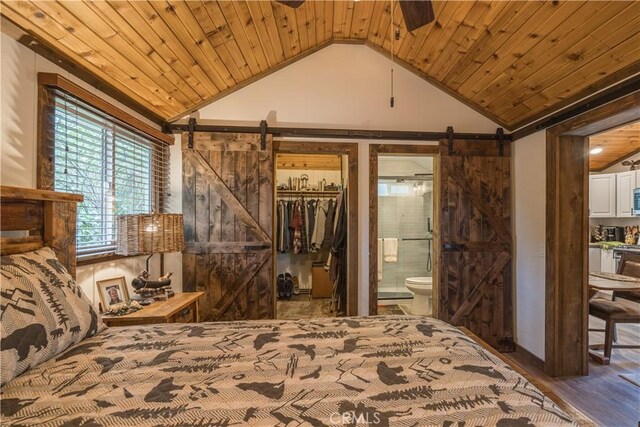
[404, 277, 433, 316]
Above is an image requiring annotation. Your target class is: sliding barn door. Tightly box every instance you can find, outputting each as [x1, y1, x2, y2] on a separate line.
[438, 138, 513, 351]
[182, 132, 273, 321]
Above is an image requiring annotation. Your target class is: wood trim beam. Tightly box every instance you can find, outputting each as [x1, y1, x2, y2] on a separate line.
[38, 73, 174, 145]
[0, 236, 44, 256]
[544, 91, 640, 377]
[545, 133, 590, 377]
[0, 185, 83, 202]
[513, 75, 640, 140]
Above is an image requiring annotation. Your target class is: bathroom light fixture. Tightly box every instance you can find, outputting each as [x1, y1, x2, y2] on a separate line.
[590, 147, 603, 154]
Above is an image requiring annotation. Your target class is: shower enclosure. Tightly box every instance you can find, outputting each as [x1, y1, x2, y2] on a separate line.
[377, 170, 434, 300]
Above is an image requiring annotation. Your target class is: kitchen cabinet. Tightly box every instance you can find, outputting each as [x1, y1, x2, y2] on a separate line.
[600, 249, 616, 273]
[589, 247, 601, 272]
[589, 174, 616, 218]
[616, 171, 636, 217]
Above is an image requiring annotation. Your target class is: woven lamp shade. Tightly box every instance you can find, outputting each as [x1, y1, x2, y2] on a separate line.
[116, 214, 185, 256]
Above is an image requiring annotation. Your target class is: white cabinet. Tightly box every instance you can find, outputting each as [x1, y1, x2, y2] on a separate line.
[589, 247, 601, 272]
[590, 174, 616, 217]
[601, 250, 616, 273]
[616, 171, 636, 217]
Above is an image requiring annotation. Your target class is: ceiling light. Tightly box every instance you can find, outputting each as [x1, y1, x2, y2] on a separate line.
[590, 147, 603, 155]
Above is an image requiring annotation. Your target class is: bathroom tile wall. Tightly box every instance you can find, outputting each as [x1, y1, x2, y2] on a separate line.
[378, 191, 433, 292]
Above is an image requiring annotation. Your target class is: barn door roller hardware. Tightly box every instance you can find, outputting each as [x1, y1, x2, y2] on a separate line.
[446, 126, 454, 155]
[168, 121, 512, 143]
[497, 128, 505, 156]
[260, 120, 267, 151]
[187, 117, 196, 149]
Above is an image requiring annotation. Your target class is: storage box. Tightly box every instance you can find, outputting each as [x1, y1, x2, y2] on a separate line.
[311, 265, 332, 298]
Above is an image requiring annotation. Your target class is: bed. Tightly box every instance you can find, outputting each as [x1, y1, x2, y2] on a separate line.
[0, 186, 592, 426]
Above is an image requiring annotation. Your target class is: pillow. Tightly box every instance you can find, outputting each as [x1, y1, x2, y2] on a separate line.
[0, 247, 105, 385]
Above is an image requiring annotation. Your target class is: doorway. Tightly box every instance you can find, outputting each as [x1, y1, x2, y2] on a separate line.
[274, 141, 359, 318]
[545, 91, 640, 377]
[369, 144, 439, 316]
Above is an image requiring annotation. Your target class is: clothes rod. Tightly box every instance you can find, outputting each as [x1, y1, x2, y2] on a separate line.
[379, 175, 433, 181]
[167, 122, 512, 142]
[379, 237, 433, 241]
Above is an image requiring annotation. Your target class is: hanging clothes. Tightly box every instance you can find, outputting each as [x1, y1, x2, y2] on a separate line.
[327, 190, 348, 315]
[300, 199, 309, 254]
[306, 199, 317, 251]
[322, 198, 336, 250]
[291, 200, 303, 254]
[326, 192, 344, 279]
[311, 199, 329, 251]
[276, 200, 292, 253]
[276, 201, 284, 252]
[276, 194, 339, 255]
[287, 200, 294, 250]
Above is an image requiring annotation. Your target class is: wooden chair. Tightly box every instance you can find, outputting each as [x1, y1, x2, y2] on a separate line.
[588, 297, 640, 364]
[612, 252, 640, 303]
[588, 252, 640, 364]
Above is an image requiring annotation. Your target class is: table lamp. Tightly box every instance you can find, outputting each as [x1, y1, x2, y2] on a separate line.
[116, 213, 185, 300]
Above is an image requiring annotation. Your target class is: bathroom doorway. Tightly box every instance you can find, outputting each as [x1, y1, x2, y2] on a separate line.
[369, 144, 439, 316]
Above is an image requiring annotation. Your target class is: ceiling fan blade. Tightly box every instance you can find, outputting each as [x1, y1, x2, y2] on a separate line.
[399, 0, 435, 32]
[276, 0, 305, 8]
[622, 161, 632, 165]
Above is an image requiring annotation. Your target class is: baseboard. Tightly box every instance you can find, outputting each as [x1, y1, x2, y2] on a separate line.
[514, 343, 546, 372]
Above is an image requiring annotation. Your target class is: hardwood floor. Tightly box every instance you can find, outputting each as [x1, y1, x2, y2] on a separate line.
[506, 317, 640, 427]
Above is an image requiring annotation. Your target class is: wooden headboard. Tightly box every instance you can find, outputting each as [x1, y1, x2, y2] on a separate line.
[0, 186, 83, 278]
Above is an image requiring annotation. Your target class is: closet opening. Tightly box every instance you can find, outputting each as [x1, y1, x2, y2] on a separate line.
[273, 141, 358, 320]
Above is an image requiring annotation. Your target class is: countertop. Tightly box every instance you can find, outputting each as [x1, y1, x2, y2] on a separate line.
[589, 243, 640, 251]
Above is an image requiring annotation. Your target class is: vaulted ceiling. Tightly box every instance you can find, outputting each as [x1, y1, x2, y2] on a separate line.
[2, 1, 639, 129]
[589, 121, 640, 172]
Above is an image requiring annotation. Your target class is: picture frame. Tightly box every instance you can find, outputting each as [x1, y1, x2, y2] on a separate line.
[96, 277, 130, 311]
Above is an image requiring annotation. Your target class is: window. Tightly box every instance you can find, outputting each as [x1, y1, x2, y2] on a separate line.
[38, 74, 171, 260]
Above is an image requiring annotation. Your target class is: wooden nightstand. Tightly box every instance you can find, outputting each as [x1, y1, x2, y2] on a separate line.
[101, 292, 204, 327]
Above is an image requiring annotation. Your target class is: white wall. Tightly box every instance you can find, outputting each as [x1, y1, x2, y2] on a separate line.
[185, 43, 500, 316]
[0, 28, 181, 306]
[513, 131, 546, 359]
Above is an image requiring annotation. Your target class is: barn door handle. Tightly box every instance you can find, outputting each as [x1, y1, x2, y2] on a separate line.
[244, 244, 271, 251]
[442, 243, 463, 251]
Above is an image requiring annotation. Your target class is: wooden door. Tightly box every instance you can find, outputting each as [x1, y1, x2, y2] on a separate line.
[438, 138, 513, 351]
[182, 132, 273, 321]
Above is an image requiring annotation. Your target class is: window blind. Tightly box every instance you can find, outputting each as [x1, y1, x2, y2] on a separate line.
[46, 88, 170, 258]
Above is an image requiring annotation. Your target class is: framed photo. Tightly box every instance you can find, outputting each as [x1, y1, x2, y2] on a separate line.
[96, 277, 130, 311]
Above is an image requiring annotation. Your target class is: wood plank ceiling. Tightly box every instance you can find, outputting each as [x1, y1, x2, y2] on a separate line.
[589, 121, 640, 171]
[2, 1, 639, 129]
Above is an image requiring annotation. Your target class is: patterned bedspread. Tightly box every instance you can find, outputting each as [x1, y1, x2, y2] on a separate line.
[1, 316, 576, 426]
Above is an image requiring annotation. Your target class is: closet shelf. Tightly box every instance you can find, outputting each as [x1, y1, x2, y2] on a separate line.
[277, 190, 341, 197]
